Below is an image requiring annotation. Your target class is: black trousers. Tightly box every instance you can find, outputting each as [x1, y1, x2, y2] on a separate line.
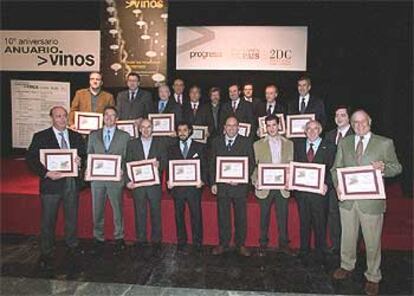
[217, 186, 248, 248]
[40, 178, 78, 255]
[132, 186, 162, 243]
[327, 189, 341, 251]
[258, 190, 289, 247]
[295, 194, 328, 256]
[172, 188, 203, 245]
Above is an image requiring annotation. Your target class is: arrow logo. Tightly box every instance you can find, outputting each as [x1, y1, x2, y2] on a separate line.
[177, 27, 215, 55]
[37, 56, 47, 66]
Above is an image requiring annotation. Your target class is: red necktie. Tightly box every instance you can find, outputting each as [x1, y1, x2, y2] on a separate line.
[232, 101, 237, 113]
[307, 143, 315, 162]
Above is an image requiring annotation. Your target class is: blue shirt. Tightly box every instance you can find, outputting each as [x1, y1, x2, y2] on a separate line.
[180, 138, 192, 156]
[141, 136, 153, 159]
[103, 126, 116, 150]
[158, 99, 168, 113]
[306, 137, 322, 153]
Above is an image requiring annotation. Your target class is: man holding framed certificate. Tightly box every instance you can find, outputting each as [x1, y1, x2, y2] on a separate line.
[167, 121, 208, 253]
[126, 119, 168, 251]
[26, 106, 86, 270]
[87, 106, 130, 255]
[331, 110, 402, 296]
[209, 116, 255, 257]
[251, 115, 294, 257]
[293, 120, 336, 266]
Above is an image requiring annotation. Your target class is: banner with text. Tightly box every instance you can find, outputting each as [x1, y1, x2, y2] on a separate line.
[176, 26, 307, 71]
[0, 30, 100, 72]
[101, 0, 168, 87]
[11, 80, 70, 148]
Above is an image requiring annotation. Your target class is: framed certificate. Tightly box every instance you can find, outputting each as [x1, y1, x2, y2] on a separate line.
[169, 159, 201, 187]
[337, 165, 386, 200]
[258, 114, 286, 137]
[257, 163, 289, 190]
[116, 120, 138, 138]
[85, 154, 122, 181]
[191, 125, 208, 144]
[216, 156, 249, 184]
[74, 111, 103, 135]
[148, 113, 175, 136]
[289, 161, 326, 194]
[286, 114, 315, 138]
[39, 149, 78, 177]
[238, 122, 251, 137]
[126, 158, 160, 188]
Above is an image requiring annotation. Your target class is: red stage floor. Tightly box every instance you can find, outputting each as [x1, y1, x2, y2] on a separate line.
[1, 158, 412, 250]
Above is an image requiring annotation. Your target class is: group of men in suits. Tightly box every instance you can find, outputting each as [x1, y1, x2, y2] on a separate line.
[27, 72, 402, 296]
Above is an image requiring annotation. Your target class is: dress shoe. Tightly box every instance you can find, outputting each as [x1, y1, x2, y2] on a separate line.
[66, 245, 84, 256]
[238, 246, 251, 257]
[39, 255, 53, 271]
[257, 246, 267, 257]
[333, 267, 353, 280]
[177, 243, 188, 253]
[279, 245, 296, 256]
[193, 243, 203, 253]
[212, 245, 225, 255]
[113, 239, 126, 254]
[90, 239, 105, 255]
[364, 281, 379, 296]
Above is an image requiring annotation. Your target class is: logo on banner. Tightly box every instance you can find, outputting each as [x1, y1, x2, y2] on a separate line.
[269, 49, 292, 65]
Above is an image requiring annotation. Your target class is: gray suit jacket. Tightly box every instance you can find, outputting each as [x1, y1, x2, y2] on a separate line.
[116, 88, 153, 120]
[87, 128, 131, 187]
[331, 133, 402, 214]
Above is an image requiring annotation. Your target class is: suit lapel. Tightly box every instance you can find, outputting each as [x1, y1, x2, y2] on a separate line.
[97, 129, 105, 151]
[280, 138, 289, 162]
[108, 128, 120, 153]
[48, 128, 61, 149]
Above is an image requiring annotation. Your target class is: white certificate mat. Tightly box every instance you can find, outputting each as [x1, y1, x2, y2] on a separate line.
[216, 156, 249, 184]
[289, 161, 326, 194]
[74, 111, 103, 135]
[238, 122, 251, 137]
[148, 113, 175, 136]
[257, 163, 289, 190]
[40, 149, 78, 177]
[169, 159, 201, 186]
[286, 114, 315, 138]
[191, 125, 208, 144]
[116, 120, 138, 138]
[337, 165, 386, 200]
[85, 154, 121, 181]
[127, 158, 160, 188]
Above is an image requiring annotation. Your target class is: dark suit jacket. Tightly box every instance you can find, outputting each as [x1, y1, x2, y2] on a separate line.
[167, 139, 208, 195]
[243, 96, 263, 118]
[256, 100, 287, 117]
[197, 102, 224, 139]
[287, 94, 327, 127]
[220, 99, 256, 137]
[116, 88, 153, 120]
[325, 126, 354, 146]
[182, 101, 205, 126]
[26, 127, 86, 194]
[293, 138, 336, 197]
[170, 93, 189, 108]
[209, 135, 255, 195]
[153, 98, 182, 125]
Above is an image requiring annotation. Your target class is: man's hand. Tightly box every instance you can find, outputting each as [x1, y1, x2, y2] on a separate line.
[371, 161, 385, 172]
[46, 171, 64, 180]
[196, 181, 204, 188]
[126, 181, 135, 190]
[153, 160, 160, 168]
[75, 156, 81, 167]
[322, 184, 328, 195]
[228, 181, 238, 186]
[335, 186, 343, 200]
[167, 180, 173, 189]
[211, 184, 217, 195]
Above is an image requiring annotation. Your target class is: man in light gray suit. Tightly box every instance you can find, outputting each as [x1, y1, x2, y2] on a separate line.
[87, 106, 130, 255]
[116, 72, 153, 122]
[331, 110, 402, 296]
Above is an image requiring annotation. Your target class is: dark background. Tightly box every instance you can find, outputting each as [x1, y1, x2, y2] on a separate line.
[1, 0, 412, 196]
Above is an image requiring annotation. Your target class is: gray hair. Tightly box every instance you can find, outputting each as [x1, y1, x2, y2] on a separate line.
[305, 119, 323, 133]
[351, 109, 372, 126]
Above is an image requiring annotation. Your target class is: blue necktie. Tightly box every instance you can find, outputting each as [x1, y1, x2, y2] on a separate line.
[182, 141, 189, 158]
[227, 139, 233, 151]
[59, 132, 68, 149]
[104, 130, 111, 152]
[159, 101, 165, 113]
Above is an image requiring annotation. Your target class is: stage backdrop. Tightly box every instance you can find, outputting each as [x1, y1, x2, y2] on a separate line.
[101, 0, 168, 87]
[176, 26, 307, 71]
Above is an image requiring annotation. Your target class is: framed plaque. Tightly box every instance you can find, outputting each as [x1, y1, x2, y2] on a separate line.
[39, 149, 78, 177]
[169, 159, 201, 187]
[85, 154, 122, 181]
[337, 165, 386, 200]
[74, 111, 103, 135]
[148, 113, 175, 136]
[116, 120, 138, 138]
[258, 113, 286, 137]
[126, 158, 160, 188]
[286, 114, 315, 138]
[191, 125, 208, 144]
[257, 163, 289, 190]
[288, 161, 326, 194]
[216, 156, 249, 184]
[238, 122, 251, 137]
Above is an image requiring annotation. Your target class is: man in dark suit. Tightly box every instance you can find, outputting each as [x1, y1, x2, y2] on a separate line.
[154, 84, 182, 126]
[87, 106, 130, 255]
[26, 106, 86, 270]
[171, 78, 188, 107]
[197, 87, 223, 141]
[287, 75, 326, 127]
[167, 121, 208, 253]
[182, 85, 204, 126]
[325, 105, 354, 255]
[220, 84, 256, 139]
[294, 120, 336, 265]
[242, 83, 262, 118]
[126, 119, 168, 249]
[209, 116, 255, 256]
[256, 84, 287, 117]
[116, 72, 153, 122]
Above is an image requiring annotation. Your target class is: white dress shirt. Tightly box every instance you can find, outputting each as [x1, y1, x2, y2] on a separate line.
[354, 132, 372, 152]
[298, 93, 310, 110]
[52, 127, 70, 148]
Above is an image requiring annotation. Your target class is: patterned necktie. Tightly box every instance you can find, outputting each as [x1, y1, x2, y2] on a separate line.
[182, 141, 189, 158]
[192, 103, 197, 115]
[300, 97, 306, 114]
[356, 136, 364, 165]
[307, 143, 315, 162]
[129, 91, 135, 101]
[336, 131, 343, 145]
[104, 130, 111, 152]
[59, 132, 68, 149]
[267, 104, 273, 115]
[232, 101, 237, 113]
[159, 101, 165, 113]
[227, 139, 233, 151]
